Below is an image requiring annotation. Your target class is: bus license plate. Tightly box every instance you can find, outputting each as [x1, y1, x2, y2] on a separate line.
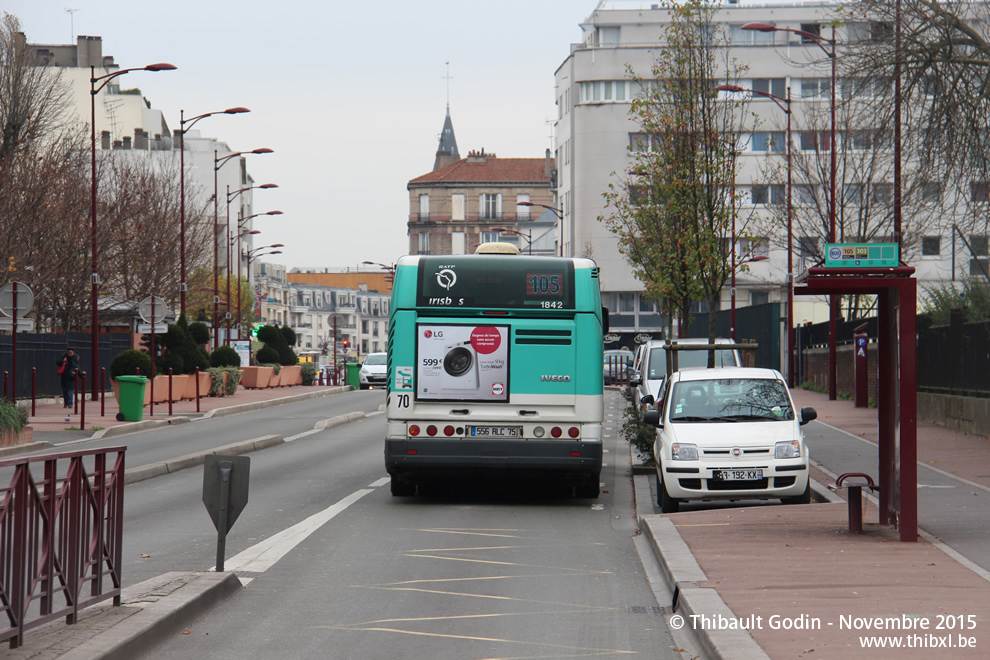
[470, 426, 521, 438]
[714, 469, 763, 481]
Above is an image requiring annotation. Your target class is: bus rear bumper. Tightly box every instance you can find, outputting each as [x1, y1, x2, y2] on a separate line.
[385, 438, 603, 485]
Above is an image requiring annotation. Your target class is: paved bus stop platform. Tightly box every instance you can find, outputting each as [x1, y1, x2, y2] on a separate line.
[638, 388, 990, 659]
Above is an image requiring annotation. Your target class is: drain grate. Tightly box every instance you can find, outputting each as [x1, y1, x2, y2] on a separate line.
[626, 605, 669, 615]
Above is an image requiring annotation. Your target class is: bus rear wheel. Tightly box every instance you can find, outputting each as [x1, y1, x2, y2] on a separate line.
[390, 475, 415, 496]
[576, 475, 600, 499]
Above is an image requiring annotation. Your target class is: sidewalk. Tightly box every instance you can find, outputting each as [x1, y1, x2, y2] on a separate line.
[639, 388, 990, 659]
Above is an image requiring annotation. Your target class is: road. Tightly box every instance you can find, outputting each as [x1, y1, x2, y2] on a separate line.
[101, 390, 680, 658]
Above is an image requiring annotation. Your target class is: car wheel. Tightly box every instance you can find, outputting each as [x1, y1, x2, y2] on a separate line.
[658, 471, 679, 513]
[359, 383, 368, 390]
[390, 475, 415, 496]
[782, 480, 811, 505]
[576, 476, 600, 499]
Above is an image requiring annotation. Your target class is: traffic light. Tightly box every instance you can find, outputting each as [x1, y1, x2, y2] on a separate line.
[342, 339, 350, 349]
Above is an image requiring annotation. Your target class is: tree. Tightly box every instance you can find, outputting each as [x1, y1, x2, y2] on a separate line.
[600, 1, 748, 345]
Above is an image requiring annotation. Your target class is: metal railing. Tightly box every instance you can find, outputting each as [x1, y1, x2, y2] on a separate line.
[0, 446, 126, 649]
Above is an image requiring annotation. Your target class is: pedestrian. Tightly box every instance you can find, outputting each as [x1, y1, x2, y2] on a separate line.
[57, 348, 80, 409]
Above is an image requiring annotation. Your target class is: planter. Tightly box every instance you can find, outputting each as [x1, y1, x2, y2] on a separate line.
[280, 365, 302, 386]
[168, 375, 190, 402]
[150, 375, 170, 403]
[0, 425, 33, 447]
[241, 366, 273, 389]
[193, 371, 211, 399]
[112, 378, 152, 406]
[269, 369, 282, 388]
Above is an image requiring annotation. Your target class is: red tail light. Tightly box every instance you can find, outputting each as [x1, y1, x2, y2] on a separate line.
[427, 425, 438, 436]
[550, 427, 562, 438]
[444, 425, 455, 436]
[409, 425, 420, 436]
[568, 427, 580, 438]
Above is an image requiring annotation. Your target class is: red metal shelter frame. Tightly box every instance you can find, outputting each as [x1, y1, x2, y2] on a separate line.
[795, 266, 917, 542]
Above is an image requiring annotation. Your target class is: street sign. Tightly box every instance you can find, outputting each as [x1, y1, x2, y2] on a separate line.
[137, 323, 169, 333]
[0, 318, 35, 331]
[203, 455, 250, 572]
[138, 295, 170, 323]
[0, 282, 34, 316]
[824, 243, 899, 268]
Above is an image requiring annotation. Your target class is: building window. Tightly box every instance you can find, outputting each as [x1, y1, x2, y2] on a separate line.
[362, 320, 368, 333]
[451, 231, 465, 255]
[971, 182, 990, 203]
[873, 183, 893, 205]
[740, 238, 770, 259]
[418, 232, 429, 254]
[729, 24, 774, 45]
[516, 194, 531, 219]
[638, 296, 656, 313]
[418, 194, 429, 220]
[750, 291, 770, 306]
[800, 131, 832, 151]
[480, 231, 500, 244]
[800, 78, 830, 99]
[752, 78, 786, 97]
[618, 292, 635, 313]
[596, 26, 620, 46]
[969, 235, 988, 256]
[751, 132, 784, 153]
[750, 184, 785, 206]
[922, 236, 941, 256]
[481, 193, 501, 219]
[799, 235, 820, 259]
[919, 182, 941, 205]
[580, 80, 628, 103]
[843, 184, 864, 206]
[452, 193, 465, 220]
[373, 321, 379, 337]
[799, 23, 821, 43]
[362, 339, 369, 354]
[629, 132, 655, 154]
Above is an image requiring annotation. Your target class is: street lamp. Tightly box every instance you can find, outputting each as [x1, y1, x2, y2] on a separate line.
[718, 83, 795, 386]
[245, 246, 284, 364]
[225, 187, 279, 345]
[517, 201, 563, 255]
[90, 61, 176, 400]
[234, 210, 283, 340]
[743, 21, 839, 399]
[178, 106, 250, 315]
[214, 148, 273, 349]
[490, 227, 533, 254]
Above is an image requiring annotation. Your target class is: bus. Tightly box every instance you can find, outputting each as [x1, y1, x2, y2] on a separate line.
[384, 245, 606, 497]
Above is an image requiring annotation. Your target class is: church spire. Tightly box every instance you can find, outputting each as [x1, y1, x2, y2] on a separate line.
[433, 62, 459, 171]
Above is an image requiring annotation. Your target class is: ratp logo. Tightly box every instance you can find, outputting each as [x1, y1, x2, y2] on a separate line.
[435, 268, 457, 290]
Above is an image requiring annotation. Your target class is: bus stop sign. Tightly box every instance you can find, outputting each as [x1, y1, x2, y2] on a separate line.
[824, 243, 899, 268]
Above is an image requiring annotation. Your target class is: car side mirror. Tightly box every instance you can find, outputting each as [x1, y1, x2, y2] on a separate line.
[641, 394, 654, 407]
[643, 409, 661, 427]
[799, 406, 817, 426]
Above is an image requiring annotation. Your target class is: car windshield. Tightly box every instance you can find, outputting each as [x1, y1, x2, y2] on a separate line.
[647, 346, 736, 378]
[668, 378, 794, 423]
[604, 350, 632, 365]
[364, 354, 387, 366]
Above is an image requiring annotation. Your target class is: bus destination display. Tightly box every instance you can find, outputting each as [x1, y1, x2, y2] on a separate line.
[417, 256, 574, 309]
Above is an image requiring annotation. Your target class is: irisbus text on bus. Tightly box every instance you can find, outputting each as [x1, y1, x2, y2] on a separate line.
[384, 244, 606, 497]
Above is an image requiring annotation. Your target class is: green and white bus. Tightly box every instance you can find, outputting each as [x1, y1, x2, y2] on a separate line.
[384, 245, 606, 497]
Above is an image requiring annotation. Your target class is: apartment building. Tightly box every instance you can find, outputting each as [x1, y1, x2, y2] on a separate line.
[555, 1, 980, 337]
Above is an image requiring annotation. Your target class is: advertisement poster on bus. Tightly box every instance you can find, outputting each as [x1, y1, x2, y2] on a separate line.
[416, 324, 509, 402]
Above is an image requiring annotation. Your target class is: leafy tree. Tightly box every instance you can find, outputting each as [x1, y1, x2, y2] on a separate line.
[600, 0, 748, 348]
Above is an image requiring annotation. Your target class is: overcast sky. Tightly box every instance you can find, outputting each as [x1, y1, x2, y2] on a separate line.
[7, 0, 612, 271]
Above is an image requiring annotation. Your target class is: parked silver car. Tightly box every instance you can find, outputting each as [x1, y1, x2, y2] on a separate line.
[630, 338, 741, 409]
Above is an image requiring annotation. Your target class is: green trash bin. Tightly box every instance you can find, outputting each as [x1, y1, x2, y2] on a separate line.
[115, 375, 148, 422]
[346, 362, 361, 388]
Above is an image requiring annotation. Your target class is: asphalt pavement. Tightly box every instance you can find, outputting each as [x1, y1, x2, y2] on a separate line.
[5, 384, 990, 658]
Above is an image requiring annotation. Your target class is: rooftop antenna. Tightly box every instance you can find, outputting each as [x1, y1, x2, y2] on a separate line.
[65, 8, 78, 41]
[442, 60, 453, 110]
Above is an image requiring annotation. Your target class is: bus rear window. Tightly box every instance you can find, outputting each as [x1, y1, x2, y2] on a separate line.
[416, 256, 575, 309]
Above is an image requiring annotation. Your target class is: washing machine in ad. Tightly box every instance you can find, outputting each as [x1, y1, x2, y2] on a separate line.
[416, 324, 509, 401]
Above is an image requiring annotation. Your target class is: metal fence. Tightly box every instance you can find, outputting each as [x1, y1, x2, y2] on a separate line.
[0, 332, 132, 400]
[0, 446, 126, 649]
[917, 310, 990, 396]
[685, 302, 782, 371]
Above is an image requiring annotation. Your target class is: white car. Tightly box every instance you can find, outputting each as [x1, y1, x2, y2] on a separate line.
[631, 338, 741, 409]
[358, 352, 387, 389]
[644, 367, 817, 513]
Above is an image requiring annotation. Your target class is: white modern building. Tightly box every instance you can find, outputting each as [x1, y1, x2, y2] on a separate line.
[555, 1, 982, 339]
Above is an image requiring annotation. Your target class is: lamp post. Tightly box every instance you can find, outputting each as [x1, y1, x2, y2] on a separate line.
[232, 229, 261, 339]
[234, 210, 283, 339]
[214, 148, 273, 349]
[490, 227, 533, 254]
[517, 201, 563, 255]
[718, 83, 795, 385]
[245, 246, 284, 365]
[178, 107, 250, 315]
[743, 21, 838, 398]
[90, 61, 176, 400]
[225, 186, 279, 345]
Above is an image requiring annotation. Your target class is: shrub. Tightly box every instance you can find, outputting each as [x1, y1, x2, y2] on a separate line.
[188, 321, 211, 346]
[301, 362, 317, 385]
[210, 345, 241, 368]
[207, 367, 242, 396]
[0, 400, 25, 434]
[110, 349, 153, 379]
[280, 325, 297, 347]
[256, 325, 280, 345]
[156, 351, 185, 375]
[622, 404, 656, 465]
[256, 346, 279, 365]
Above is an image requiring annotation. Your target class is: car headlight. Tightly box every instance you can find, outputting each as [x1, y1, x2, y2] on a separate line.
[671, 443, 698, 461]
[775, 440, 802, 459]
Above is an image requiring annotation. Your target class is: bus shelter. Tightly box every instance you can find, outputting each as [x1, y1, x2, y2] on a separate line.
[795, 265, 917, 542]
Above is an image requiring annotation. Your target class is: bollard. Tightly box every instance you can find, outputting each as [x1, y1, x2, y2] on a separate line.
[80, 371, 86, 431]
[74, 369, 79, 415]
[853, 326, 869, 408]
[195, 366, 201, 413]
[168, 368, 173, 416]
[3, 370, 7, 402]
[32, 368, 36, 416]
[101, 368, 106, 417]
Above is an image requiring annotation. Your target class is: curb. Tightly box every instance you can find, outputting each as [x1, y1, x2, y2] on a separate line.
[55, 571, 242, 660]
[315, 411, 366, 430]
[93, 416, 192, 440]
[202, 386, 352, 420]
[124, 435, 284, 485]
[0, 441, 55, 459]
